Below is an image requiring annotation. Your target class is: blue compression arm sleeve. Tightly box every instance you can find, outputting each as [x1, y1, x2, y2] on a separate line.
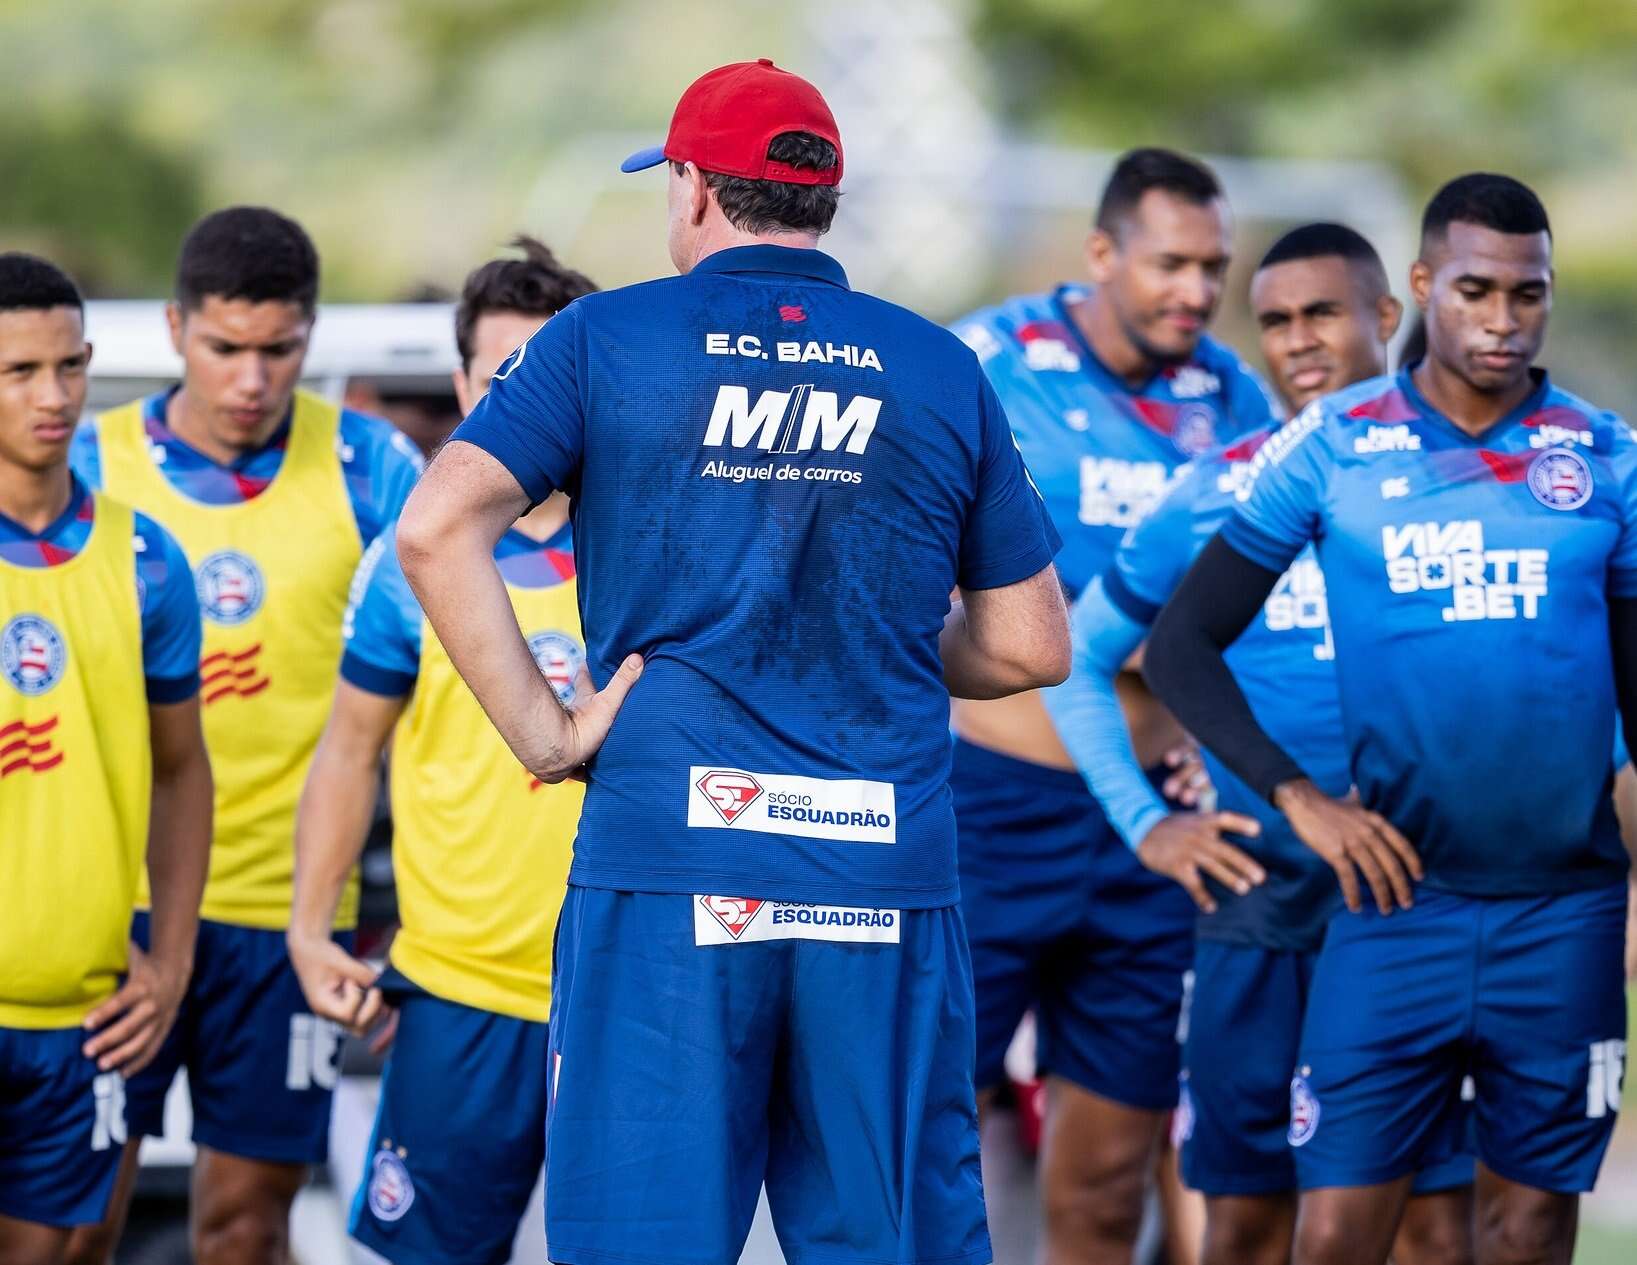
[1041, 576, 1170, 849]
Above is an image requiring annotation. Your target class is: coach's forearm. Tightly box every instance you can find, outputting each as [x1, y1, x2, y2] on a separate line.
[943, 565, 1071, 698]
[399, 508, 574, 780]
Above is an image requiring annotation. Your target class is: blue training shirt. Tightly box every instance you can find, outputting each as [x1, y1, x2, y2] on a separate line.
[0, 475, 201, 702]
[455, 245, 1060, 908]
[1108, 431, 1347, 949]
[951, 286, 1279, 599]
[1224, 369, 1637, 896]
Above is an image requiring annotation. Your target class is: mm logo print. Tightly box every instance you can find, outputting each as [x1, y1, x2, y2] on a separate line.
[695, 769, 765, 825]
[2, 614, 66, 696]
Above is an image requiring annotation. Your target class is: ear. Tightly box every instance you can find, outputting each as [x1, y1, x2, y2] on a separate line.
[165, 302, 185, 356]
[1408, 260, 1433, 313]
[1376, 293, 1404, 344]
[451, 366, 475, 418]
[82, 340, 94, 370]
[1083, 227, 1117, 286]
[688, 163, 711, 227]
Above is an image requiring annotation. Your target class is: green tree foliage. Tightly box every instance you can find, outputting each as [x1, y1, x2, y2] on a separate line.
[0, 108, 205, 294]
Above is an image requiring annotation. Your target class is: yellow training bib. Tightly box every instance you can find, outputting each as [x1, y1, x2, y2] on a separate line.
[98, 392, 362, 929]
[0, 496, 150, 1027]
[388, 562, 583, 1021]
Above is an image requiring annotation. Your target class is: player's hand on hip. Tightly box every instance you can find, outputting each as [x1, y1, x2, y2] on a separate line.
[1135, 811, 1266, 913]
[1160, 740, 1213, 808]
[287, 929, 385, 1037]
[82, 941, 189, 1075]
[1274, 779, 1422, 915]
[540, 652, 645, 784]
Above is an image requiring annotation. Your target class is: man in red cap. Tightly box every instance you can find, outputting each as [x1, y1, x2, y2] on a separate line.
[394, 58, 1069, 1265]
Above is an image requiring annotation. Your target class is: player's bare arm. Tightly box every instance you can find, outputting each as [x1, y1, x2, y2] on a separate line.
[396, 439, 642, 782]
[288, 680, 406, 1040]
[1146, 535, 1421, 914]
[83, 695, 211, 1075]
[942, 563, 1071, 699]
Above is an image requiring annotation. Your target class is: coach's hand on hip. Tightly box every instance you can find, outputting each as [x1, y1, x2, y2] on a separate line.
[535, 652, 646, 785]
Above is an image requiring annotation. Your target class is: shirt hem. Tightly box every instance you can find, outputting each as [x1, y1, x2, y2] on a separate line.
[564, 866, 959, 910]
[958, 540, 1057, 592]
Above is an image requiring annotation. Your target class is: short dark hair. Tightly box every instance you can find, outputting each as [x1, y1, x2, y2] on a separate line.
[0, 252, 83, 314]
[1095, 147, 1222, 235]
[675, 132, 841, 235]
[455, 235, 598, 368]
[1257, 222, 1389, 298]
[1421, 173, 1551, 250]
[175, 206, 320, 315]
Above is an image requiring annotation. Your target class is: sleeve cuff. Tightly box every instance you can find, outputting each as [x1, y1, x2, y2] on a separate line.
[146, 672, 201, 705]
[1102, 567, 1162, 628]
[1123, 804, 1170, 852]
[451, 422, 553, 506]
[1220, 516, 1304, 574]
[340, 651, 416, 698]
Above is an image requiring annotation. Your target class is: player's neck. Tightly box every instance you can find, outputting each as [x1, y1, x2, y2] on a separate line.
[686, 221, 822, 272]
[1412, 357, 1536, 438]
[1072, 291, 1158, 387]
[513, 492, 569, 543]
[166, 385, 284, 466]
[0, 459, 73, 534]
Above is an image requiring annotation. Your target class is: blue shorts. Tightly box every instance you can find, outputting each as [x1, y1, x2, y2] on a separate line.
[953, 738, 1194, 1109]
[349, 973, 549, 1265]
[545, 887, 989, 1265]
[0, 1026, 125, 1227]
[126, 913, 350, 1165]
[1179, 939, 1472, 1197]
[1294, 883, 1628, 1194]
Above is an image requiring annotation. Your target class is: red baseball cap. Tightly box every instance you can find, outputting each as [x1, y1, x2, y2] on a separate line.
[620, 59, 843, 186]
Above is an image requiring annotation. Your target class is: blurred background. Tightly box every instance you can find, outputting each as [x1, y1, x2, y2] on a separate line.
[5, 0, 1633, 1260]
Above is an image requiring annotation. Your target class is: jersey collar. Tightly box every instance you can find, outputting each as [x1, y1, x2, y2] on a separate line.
[145, 386, 294, 470]
[0, 474, 88, 543]
[1396, 364, 1551, 444]
[689, 245, 849, 289]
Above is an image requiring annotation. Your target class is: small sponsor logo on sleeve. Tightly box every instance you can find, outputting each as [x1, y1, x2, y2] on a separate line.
[688, 767, 895, 843]
[693, 895, 900, 945]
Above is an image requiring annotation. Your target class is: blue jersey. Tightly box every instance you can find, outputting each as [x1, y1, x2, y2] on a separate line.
[1108, 432, 1346, 949]
[952, 286, 1278, 598]
[456, 245, 1059, 908]
[71, 388, 422, 544]
[340, 521, 576, 697]
[1224, 370, 1637, 895]
[0, 476, 201, 701]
